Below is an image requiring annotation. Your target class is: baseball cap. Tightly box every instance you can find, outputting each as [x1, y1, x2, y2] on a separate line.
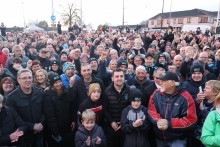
[157, 71, 179, 82]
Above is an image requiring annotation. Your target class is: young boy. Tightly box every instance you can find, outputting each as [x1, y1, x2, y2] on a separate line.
[144, 53, 155, 80]
[75, 109, 107, 147]
[120, 88, 151, 147]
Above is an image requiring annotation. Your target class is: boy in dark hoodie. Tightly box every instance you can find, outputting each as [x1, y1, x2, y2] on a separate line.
[75, 109, 106, 147]
[120, 88, 151, 147]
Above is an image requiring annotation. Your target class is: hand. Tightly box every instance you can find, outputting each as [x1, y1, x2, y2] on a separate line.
[71, 122, 75, 131]
[74, 49, 81, 59]
[10, 129, 23, 142]
[96, 136, 101, 144]
[33, 123, 43, 132]
[157, 119, 168, 131]
[69, 75, 76, 88]
[100, 51, 108, 60]
[196, 92, 205, 104]
[133, 118, 143, 127]
[26, 60, 32, 69]
[85, 136, 91, 146]
[199, 100, 205, 110]
[111, 121, 118, 130]
[111, 122, 121, 131]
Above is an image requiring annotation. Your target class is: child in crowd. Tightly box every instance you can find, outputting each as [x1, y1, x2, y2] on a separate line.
[75, 109, 106, 147]
[201, 80, 220, 146]
[120, 88, 151, 147]
[78, 83, 104, 126]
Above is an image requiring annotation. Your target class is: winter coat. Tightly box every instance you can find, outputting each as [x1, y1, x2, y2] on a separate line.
[78, 98, 104, 126]
[126, 77, 153, 93]
[0, 106, 29, 146]
[5, 55, 29, 68]
[201, 110, 220, 147]
[103, 84, 131, 124]
[6, 86, 44, 130]
[36, 55, 51, 71]
[182, 77, 207, 99]
[120, 105, 151, 147]
[75, 124, 107, 147]
[43, 87, 76, 136]
[148, 88, 197, 141]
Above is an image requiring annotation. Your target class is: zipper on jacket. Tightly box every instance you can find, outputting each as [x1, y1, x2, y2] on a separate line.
[163, 97, 170, 141]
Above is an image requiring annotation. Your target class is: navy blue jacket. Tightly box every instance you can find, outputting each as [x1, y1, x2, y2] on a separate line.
[148, 88, 197, 141]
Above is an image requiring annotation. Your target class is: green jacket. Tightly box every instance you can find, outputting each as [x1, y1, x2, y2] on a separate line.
[201, 110, 220, 147]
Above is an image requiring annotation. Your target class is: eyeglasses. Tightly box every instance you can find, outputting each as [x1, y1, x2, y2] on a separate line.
[19, 76, 33, 80]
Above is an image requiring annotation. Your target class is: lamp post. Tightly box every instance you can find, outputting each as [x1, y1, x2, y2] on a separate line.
[122, 0, 125, 27]
[80, 0, 83, 26]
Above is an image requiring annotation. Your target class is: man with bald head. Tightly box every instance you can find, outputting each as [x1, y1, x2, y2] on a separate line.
[173, 55, 183, 68]
[198, 52, 217, 80]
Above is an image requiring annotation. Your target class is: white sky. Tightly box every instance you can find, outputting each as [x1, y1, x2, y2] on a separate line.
[0, 0, 218, 29]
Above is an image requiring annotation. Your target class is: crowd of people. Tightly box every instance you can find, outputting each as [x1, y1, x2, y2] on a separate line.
[0, 25, 220, 147]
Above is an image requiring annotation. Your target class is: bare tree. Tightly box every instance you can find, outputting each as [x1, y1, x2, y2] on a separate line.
[60, 3, 80, 27]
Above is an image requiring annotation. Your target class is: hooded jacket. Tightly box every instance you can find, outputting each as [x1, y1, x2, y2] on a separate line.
[75, 124, 107, 147]
[120, 105, 151, 147]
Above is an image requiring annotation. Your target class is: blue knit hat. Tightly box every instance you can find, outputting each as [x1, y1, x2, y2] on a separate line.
[62, 62, 74, 73]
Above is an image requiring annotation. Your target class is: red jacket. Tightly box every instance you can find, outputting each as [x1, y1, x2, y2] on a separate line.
[0, 51, 8, 67]
[148, 88, 197, 141]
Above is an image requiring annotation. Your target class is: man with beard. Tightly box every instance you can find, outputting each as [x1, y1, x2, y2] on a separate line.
[148, 71, 197, 147]
[103, 68, 132, 147]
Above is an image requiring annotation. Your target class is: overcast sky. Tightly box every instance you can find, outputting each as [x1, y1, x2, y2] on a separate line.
[0, 0, 218, 29]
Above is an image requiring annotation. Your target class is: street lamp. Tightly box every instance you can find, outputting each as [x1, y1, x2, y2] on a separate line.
[161, 0, 164, 29]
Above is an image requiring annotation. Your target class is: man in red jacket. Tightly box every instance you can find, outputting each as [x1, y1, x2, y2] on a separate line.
[148, 71, 197, 147]
[0, 48, 8, 67]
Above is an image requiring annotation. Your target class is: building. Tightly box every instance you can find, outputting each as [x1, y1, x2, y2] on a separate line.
[148, 9, 217, 31]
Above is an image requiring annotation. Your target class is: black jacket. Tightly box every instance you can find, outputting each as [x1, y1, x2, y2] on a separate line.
[43, 87, 76, 136]
[143, 82, 157, 107]
[36, 56, 51, 71]
[103, 83, 131, 124]
[75, 124, 107, 147]
[6, 86, 44, 130]
[182, 77, 207, 99]
[126, 77, 153, 93]
[148, 88, 197, 141]
[78, 98, 104, 126]
[120, 105, 151, 147]
[0, 106, 29, 146]
[71, 75, 105, 105]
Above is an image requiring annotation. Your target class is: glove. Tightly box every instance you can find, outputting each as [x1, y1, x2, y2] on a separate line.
[52, 135, 62, 143]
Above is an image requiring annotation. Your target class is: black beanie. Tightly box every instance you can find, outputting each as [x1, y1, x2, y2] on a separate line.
[49, 72, 61, 86]
[190, 63, 204, 75]
[129, 89, 143, 102]
[117, 59, 128, 68]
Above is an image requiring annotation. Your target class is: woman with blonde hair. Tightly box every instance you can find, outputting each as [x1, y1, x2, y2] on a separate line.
[201, 80, 220, 146]
[33, 69, 49, 90]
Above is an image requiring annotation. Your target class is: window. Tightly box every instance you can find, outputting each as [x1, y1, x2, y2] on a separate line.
[178, 18, 183, 24]
[198, 17, 208, 23]
[208, 17, 214, 23]
[157, 20, 161, 25]
[167, 19, 170, 24]
[173, 19, 176, 24]
[187, 18, 191, 23]
[151, 20, 154, 25]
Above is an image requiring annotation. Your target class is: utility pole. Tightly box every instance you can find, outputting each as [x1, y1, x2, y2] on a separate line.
[21, 1, 26, 28]
[169, 0, 172, 26]
[122, 0, 125, 27]
[80, 0, 83, 26]
[161, 0, 164, 30]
